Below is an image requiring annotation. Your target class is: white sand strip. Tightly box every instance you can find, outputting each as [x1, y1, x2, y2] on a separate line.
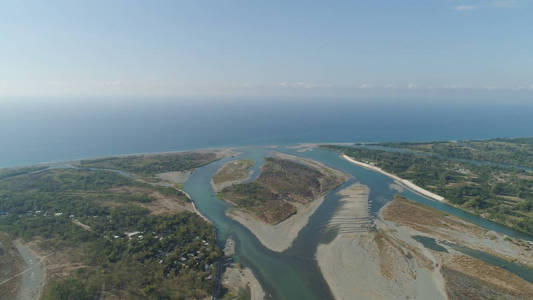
[342, 154, 445, 202]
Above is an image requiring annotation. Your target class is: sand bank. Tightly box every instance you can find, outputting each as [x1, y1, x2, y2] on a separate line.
[378, 196, 533, 298]
[227, 195, 326, 252]
[316, 183, 447, 300]
[156, 170, 191, 186]
[342, 154, 445, 202]
[221, 239, 265, 300]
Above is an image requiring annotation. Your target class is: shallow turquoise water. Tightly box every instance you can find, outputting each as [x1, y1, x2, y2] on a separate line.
[184, 146, 533, 300]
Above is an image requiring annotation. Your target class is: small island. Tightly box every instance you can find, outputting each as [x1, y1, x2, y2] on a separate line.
[212, 159, 255, 192]
[217, 153, 347, 252]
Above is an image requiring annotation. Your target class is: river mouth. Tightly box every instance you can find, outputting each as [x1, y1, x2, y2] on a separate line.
[183, 145, 533, 300]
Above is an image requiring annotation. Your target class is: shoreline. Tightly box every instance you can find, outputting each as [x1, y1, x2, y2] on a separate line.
[342, 154, 445, 202]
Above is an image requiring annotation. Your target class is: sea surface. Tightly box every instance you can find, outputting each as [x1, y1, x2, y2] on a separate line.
[1, 97, 533, 168]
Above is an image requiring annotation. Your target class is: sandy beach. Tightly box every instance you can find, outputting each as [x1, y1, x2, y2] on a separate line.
[342, 154, 445, 202]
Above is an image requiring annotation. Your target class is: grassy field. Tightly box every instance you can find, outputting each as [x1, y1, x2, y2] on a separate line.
[324, 142, 533, 236]
[218, 157, 343, 224]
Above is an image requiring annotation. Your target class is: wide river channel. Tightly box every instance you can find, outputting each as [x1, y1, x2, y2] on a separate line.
[183, 146, 533, 300]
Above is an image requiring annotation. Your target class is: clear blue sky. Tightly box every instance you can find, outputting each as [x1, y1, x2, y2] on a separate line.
[1, 0, 532, 98]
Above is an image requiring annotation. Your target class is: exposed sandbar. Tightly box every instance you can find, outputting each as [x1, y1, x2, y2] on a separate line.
[316, 183, 447, 300]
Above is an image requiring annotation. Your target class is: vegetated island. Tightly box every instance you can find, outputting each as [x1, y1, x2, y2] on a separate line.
[323, 138, 533, 236]
[217, 153, 347, 252]
[212, 159, 255, 192]
[317, 183, 533, 300]
[0, 151, 227, 300]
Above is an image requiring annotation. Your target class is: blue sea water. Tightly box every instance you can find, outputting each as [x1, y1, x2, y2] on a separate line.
[1, 97, 532, 168]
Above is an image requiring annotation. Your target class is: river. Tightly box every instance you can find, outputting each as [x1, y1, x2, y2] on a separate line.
[183, 145, 533, 300]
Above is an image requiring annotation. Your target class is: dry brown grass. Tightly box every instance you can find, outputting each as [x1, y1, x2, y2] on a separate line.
[443, 255, 533, 299]
[383, 196, 485, 238]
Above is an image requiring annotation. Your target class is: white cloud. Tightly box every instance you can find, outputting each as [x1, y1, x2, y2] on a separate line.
[455, 5, 475, 11]
[279, 82, 331, 89]
[408, 83, 417, 89]
[104, 80, 124, 87]
[359, 83, 370, 89]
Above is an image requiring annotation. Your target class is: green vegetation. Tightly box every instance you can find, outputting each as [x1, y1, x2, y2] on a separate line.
[0, 167, 221, 299]
[0, 165, 48, 181]
[323, 144, 533, 236]
[213, 159, 254, 185]
[81, 152, 219, 176]
[380, 137, 533, 169]
[218, 157, 343, 224]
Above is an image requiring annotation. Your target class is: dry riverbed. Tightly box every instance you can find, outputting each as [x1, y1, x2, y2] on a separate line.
[316, 183, 446, 300]
[316, 183, 533, 299]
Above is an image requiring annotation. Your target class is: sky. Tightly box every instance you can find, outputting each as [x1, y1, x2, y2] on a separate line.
[1, 0, 532, 98]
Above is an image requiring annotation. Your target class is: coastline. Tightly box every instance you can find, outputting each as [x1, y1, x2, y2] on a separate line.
[342, 154, 445, 202]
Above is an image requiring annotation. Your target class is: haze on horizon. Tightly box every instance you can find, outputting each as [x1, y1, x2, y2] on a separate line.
[1, 0, 532, 100]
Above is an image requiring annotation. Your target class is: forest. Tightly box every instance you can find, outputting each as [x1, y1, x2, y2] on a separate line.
[379, 137, 533, 169]
[323, 144, 533, 236]
[0, 167, 221, 299]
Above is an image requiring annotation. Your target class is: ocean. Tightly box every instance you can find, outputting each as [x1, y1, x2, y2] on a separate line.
[1, 97, 532, 168]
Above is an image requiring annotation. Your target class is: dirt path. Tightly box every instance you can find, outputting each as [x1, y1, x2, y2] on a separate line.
[13, 242, 47, 300]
